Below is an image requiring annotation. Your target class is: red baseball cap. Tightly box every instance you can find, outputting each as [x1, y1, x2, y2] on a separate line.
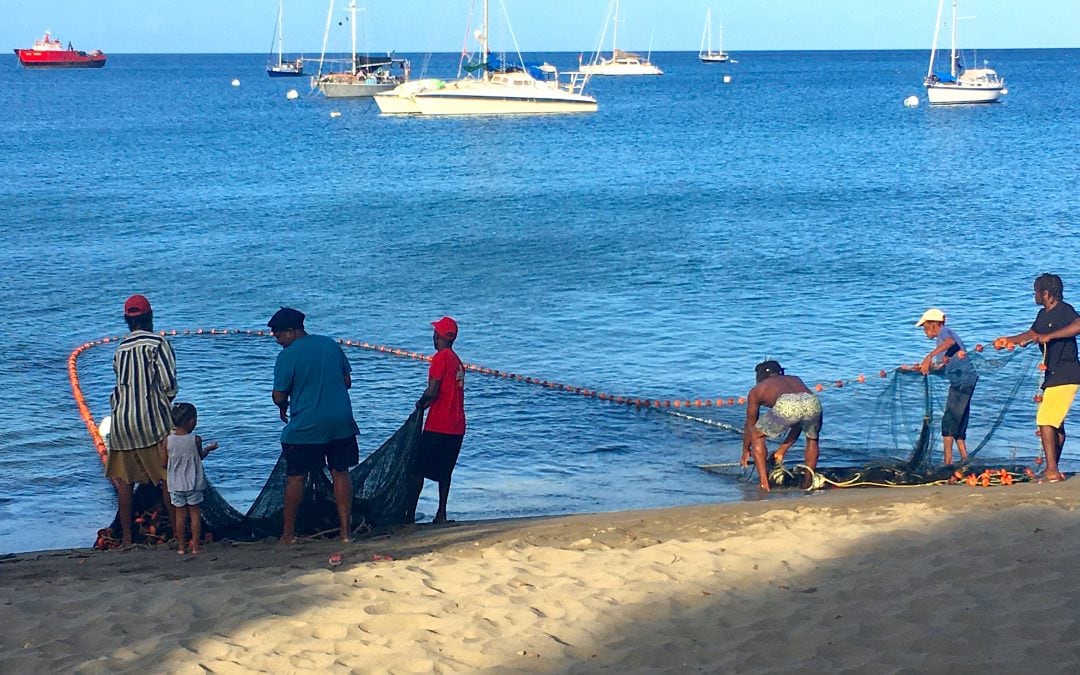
[124, 294, 152, 317]
[431, 316, 458, 339]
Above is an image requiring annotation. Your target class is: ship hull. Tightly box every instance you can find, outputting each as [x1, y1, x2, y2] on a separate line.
[15, 49, 107, 68]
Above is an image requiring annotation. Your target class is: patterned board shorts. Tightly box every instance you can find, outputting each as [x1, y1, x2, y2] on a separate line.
[755, 392, 822, 440]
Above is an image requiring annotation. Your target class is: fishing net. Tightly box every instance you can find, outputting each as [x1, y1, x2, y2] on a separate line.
[697, 347, 1045, 490]
[87, 332, 1050, 550]
[96, 410, 422, 548]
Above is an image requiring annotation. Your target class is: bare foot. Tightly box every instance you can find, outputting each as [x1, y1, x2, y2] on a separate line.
[758, 482, 772, 492]
[190, 547, 201, 555]
[279, 536, 298, 546]
[177, 547, 186, 555]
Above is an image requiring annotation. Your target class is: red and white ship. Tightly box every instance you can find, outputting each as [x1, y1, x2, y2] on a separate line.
[14, 32, 106, 68]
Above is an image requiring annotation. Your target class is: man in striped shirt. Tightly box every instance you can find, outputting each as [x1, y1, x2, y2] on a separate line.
[107, 294, 179, 547]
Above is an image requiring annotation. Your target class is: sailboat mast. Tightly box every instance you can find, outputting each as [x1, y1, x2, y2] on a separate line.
[277, 0, 284, 66]
[612, 0, 620, 54]
[318, 0, 335, 78]
[349, 0, 358, 75]
[949, 0, 958, 78]
[481, 0, 490, 82]
[700, 8, 710, 57]
[927, 0, 945, 79]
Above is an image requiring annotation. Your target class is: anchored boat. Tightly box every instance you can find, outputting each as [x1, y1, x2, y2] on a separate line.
[924, 0, 1006, 105]
[14, 32, 106, 69]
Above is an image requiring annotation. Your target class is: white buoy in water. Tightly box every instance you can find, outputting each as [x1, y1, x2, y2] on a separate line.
[286, 89, 299, 100]
[723, 75, 732, 84]
[231, 78, 240, 87]
[330, 111, 342, 118]
[98, 415, 111, 449]
[903, 95, 920, 108]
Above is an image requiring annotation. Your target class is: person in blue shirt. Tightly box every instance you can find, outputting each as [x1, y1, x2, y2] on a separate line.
[269, 307, 360, 544]
[906, 308, 979, 465]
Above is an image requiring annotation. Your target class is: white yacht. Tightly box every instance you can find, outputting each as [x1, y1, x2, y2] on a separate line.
[405, 0, 597, 116]
[580, 0, 662, 76]
[924, 0, 1005, 105]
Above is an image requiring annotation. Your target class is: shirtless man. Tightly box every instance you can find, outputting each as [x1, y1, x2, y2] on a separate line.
[741, 360, 823, 491]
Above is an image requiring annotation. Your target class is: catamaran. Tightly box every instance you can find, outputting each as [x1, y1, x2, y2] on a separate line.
[266, 1, 304, 77]
[698, 8, 730, 64]
[924, 0, 1005, 105]
[311, 0, 408, 98]
[378, 0, 596, 116]
[580, 0, 662, 76]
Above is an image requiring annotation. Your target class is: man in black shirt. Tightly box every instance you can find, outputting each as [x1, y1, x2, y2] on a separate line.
[997, 274, 1080, 482]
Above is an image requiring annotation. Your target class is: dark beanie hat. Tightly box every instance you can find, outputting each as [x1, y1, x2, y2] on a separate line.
[268, 307, 305, 331]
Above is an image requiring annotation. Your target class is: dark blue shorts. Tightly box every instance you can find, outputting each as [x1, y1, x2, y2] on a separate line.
[282, 435, 359, 476]
[416, 431, 463, 483]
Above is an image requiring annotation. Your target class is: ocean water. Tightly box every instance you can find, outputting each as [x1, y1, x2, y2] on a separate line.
[1, 50, 1077, 554]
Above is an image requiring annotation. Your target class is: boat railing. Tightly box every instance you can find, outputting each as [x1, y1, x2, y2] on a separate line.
[562, 71, 593, 95]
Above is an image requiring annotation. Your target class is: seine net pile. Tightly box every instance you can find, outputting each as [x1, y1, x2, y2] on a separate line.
[697, 347, 1044, 489]
[98, 411, 422, 548]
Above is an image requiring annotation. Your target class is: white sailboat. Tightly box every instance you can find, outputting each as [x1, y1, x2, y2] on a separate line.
[580, 0, 662, 76]
[698, 8, 730, 64]
[266, 0, 304, 77]
[924, 0, 1005, 105]
[312, 0, 408, 99]
[392, 0, 596, 116]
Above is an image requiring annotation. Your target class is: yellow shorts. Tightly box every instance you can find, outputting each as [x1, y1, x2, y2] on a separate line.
[1036, 384, 1079, 428]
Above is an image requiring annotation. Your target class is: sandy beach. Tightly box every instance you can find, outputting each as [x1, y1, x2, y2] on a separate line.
[3, 480, 1079, 673]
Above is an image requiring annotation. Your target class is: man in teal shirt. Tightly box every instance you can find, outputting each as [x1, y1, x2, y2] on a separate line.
[269, 307, 359, 544]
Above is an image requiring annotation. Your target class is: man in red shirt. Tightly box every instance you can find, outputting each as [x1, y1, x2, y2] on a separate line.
[408, 316, 466, 524]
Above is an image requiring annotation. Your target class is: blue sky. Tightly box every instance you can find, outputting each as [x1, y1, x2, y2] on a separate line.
[5, 1, 1078, 54]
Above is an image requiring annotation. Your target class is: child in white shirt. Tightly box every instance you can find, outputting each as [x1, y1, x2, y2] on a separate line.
[165, 403, 218, 554]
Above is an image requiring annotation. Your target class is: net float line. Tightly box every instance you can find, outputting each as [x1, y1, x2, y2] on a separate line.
[68, 338, 115, 466]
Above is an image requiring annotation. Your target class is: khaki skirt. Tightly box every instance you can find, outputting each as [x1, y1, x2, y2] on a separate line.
[105, 439, 167, 485]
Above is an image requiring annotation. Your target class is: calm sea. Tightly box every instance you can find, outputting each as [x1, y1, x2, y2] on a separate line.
[1, 50, 1077, 554]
